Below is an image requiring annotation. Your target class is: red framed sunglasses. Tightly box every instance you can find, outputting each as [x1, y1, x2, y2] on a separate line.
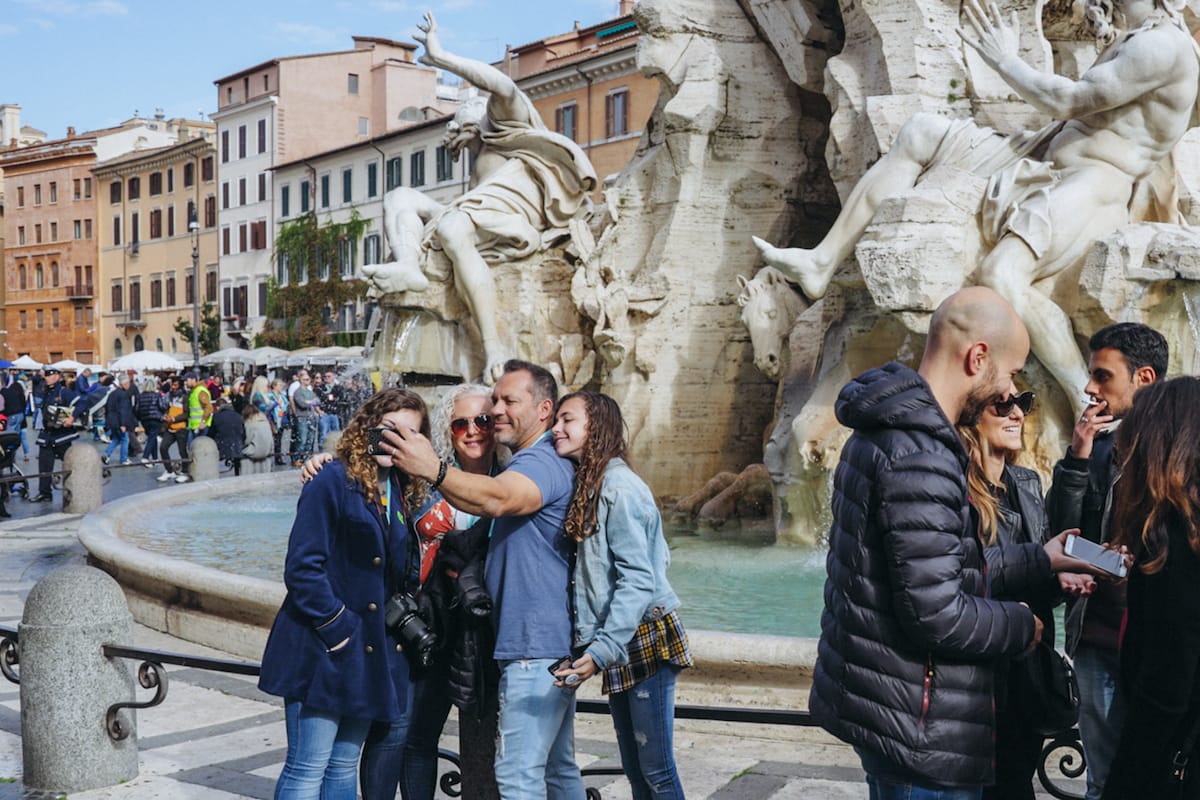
[450, 414, 494, 436]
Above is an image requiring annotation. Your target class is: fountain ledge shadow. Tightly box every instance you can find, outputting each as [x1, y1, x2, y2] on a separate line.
[78, 475, 819, 700]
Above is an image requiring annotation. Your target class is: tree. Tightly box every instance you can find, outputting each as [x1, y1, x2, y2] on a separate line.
[174, 302, 222, 355]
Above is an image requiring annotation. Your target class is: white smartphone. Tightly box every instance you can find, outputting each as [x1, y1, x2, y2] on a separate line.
[1064, 534, 1128, 579]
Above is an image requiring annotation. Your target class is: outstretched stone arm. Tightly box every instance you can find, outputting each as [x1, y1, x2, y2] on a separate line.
[415, 12, 525, 118]
[960, 0, 1177, 119]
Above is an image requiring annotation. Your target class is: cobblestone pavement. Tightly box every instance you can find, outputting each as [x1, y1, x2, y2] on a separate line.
[0, 448, 1085, 798]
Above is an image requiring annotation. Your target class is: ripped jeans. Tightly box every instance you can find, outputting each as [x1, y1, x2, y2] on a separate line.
[609, 664, 685, 799]
[495, 658, 583, 799]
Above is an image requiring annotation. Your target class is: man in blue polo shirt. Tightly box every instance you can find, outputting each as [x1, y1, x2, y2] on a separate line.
[388, 359, 581, 799]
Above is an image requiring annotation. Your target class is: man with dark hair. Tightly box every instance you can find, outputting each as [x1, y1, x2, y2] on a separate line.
[810, 286, 1043, 796]
[1046, 321, 1167, 800]
[31, 368, 78, 503]
[387, 359, 581, 798]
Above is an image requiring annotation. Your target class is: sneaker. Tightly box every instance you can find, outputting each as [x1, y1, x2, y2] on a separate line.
[29, 493, 51, 503]
[100, 434, 111, 443]
[143, 460, 155, 469]
[121, 460, 133, 466]
[175, 474, 190, 483]
[101, 455, 110, 465]
[157, 471, 175, 483]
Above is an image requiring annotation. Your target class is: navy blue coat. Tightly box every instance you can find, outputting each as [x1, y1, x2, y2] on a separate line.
[259, 461, 411, 721]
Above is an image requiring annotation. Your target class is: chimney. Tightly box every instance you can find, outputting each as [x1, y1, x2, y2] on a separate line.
[619, 0, 634, 15]
[67, 126, 76, 137]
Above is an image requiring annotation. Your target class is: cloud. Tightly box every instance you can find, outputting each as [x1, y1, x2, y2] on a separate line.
[0, 23, 16, 35]
[369, 0, 408, 11]
[273, 21, 348, 49]
[13, 0, 127, 15]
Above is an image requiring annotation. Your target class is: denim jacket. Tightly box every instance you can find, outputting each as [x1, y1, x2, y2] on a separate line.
[573, 458, 680, 669]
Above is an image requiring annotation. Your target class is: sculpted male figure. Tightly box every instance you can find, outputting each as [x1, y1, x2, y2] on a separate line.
[754, 0, 1198, 412]
[364, 13, 598, 383]
[811, 287, 1043, 796]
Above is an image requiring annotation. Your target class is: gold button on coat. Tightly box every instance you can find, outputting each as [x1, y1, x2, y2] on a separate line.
[365, 645, 374, 654]
[372, 557, 382, 566]
[367, 603, 378, 612]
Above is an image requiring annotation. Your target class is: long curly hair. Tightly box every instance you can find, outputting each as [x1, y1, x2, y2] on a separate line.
[1111, 377, 1200, 574]
[337, 387, 431, 510]
[562, 392, 629, 542]
[958, 423, 1020, 546]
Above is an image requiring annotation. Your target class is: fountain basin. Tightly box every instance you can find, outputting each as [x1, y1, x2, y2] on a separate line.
[78, 474, 819, 701]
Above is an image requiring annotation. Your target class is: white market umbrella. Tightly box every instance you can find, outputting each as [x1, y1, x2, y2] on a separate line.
[166, 351, 195, 367]
[47, 359, 86, 372]
[284, 347, 323, 367]
[199, 347, 253, 367]
[11, 355, 42, 370]
[246, 346, 288, 366]
[108, 351, 183, 373]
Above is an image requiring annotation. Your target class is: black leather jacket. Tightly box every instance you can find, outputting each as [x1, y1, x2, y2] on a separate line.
[809, 363, 1037, 787]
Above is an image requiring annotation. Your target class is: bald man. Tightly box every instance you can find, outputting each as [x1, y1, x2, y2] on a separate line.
[809, 287, 1042, 797]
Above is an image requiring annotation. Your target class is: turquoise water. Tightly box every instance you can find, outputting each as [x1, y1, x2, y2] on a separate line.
[119, 488, 828, 638]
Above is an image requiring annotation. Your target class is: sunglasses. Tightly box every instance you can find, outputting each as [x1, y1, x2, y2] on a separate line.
[450, 414, 494, 436]
[991, 391, 1035, 417]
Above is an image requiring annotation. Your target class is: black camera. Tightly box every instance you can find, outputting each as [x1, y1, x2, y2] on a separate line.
[366, 427, 388, 456]
[385, 593, 438, 670]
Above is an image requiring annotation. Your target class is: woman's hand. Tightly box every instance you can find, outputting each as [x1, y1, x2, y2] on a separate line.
[553, 653, 598, 689]
[300, 452, 334, 484]
[1058, 572, 1097, 596]
[1045, 529, 1132, 582]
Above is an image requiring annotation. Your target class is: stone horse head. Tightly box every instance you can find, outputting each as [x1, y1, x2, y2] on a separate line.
[736, 267, 805, 381]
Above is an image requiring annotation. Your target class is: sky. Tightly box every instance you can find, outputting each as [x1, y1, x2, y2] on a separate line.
[0, 0, 628, 141]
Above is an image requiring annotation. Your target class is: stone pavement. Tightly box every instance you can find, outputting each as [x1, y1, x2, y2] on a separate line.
[0, 459, 1084, 799]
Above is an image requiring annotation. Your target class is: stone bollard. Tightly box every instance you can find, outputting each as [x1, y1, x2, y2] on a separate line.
[62, 441, 103, 514]
[20, 565, 137, 793]
[189, 435, 219, 482]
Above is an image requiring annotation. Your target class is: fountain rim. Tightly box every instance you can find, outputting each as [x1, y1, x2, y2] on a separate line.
[77, 472, 819, 672]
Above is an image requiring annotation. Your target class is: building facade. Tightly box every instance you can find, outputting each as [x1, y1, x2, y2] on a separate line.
[504, 0, 653, 191]
[93, 135, 218, 363]
[210, 36, 461, 349]
[270, 113, 470, 343]
[0, 118, 197, 363]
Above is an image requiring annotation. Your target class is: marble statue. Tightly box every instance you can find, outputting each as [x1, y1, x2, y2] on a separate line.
[753, 0, 1200, 413]
[363, 12, 598, 382]
[736, 267, 806, 380]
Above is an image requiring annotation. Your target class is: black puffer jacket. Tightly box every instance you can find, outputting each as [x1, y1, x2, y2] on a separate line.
[809, 362, 1037, 787]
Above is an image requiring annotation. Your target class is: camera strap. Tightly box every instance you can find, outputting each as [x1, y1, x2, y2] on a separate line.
[383, 474, 420, 596]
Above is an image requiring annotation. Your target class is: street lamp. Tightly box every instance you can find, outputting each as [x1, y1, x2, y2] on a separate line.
[189, 205, 200, 368]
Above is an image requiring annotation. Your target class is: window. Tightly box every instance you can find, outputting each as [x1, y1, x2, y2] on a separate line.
[150, 277, 162, 308]
[74, 220, 82, 239]
[204, 196, 216, 227]
[348, 73, 359, 95]
[112, 216, 121, 246]
[358, 117, 369, 136]
[226, 86, 233, 105]
[556, 103, 578, 141]
[52, 309, 59, 328]
[320, 174, 330, 208]
[130, 211, 139, 243]
[342, 168, 353, 203]
[223, 285, 232, 317]
[339, 238, 355, 277]
[74, 179, 82, 200]
[257, 118, 267, 153]
[436, 146, 453, 182]
[155, 338, 163, 352]
[258, 280, 268, 316]
[17, 265, 25, 290]
[148, 209, 162, 239]
[34, 184, 42, 205]
[238, 177, 246, 206]
[277, 252, 290, 286]
[16, 186, 23, 207]
[234, 285, 248, 320]
[251, 220, 267, 250]
[75, 307, 83, 326]
[239, 223, 247, 251]
[128, 176, 140, 200]
[113, 338, 123, 358]
[185, 273, 195, 305]
[85, 219, 93, 239]
[149, 172, 163, 196]
[129, 282, 141, 318]
[184, 162, 195, 187]
[50, 222, 58, 242]
[201, 156, 214, 182]
[17, 226, 24, 245]
[316, 247, 329, 280]
[166, 274, 176, 306]
[222, 182, 230, 209]
[221, 130, 229, 163]
[36, 310, 43, 329]
[410, 150, 425, 187]
[111, 281, 123, 312]
[167, 205, 175, 237]
[363, 233, 381, 265]
[367, 162, 379, 198]
[35, 263, 43, 288]
[386, 157, 402, 191]
[606, 89, 630, 138]
[34, 224, 42, 244]
[18, 311, 25, 329]
[258, 172, 267, 202]
[281, 184, 291, 217]
[263, 73, 270, 91]
[300, 179, 311, 213]
[110, 180, 122, 204]
[167, 168, 174, 193]
[51, 262, 59, 286]
[206, 269, 217, 303]
[222, 227, 231, 255]
[238, 124, 247, 159]
[84, 177, 92, 198]
[49, 182, 57, 203]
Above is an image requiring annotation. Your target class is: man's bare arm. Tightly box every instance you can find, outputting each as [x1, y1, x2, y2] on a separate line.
[961, 0, 1181, 119]
[416, 12, 527, 121]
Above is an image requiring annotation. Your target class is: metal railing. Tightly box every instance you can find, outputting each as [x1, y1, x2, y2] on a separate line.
[0, 625, 1086, 799]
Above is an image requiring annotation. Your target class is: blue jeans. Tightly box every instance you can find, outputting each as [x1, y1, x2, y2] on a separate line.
[495, 658, 583, 799]
[359, 673, 452, 800]
[275, 700, 372, 800]
[103, 429, 129, 462]
[318, 414, 341, 448]
[6, 413, 28, 455]
[858, 747, 982, 800]
[609, 664, 684, 799]
[294, 417, 316, 462]
[141, 419, 160, 461]
[1075, 643, 1125, 800]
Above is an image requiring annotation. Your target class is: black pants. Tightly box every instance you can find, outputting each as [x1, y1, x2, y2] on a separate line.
[37, 439, 71, 496]
[984, 700, 1044, 800]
